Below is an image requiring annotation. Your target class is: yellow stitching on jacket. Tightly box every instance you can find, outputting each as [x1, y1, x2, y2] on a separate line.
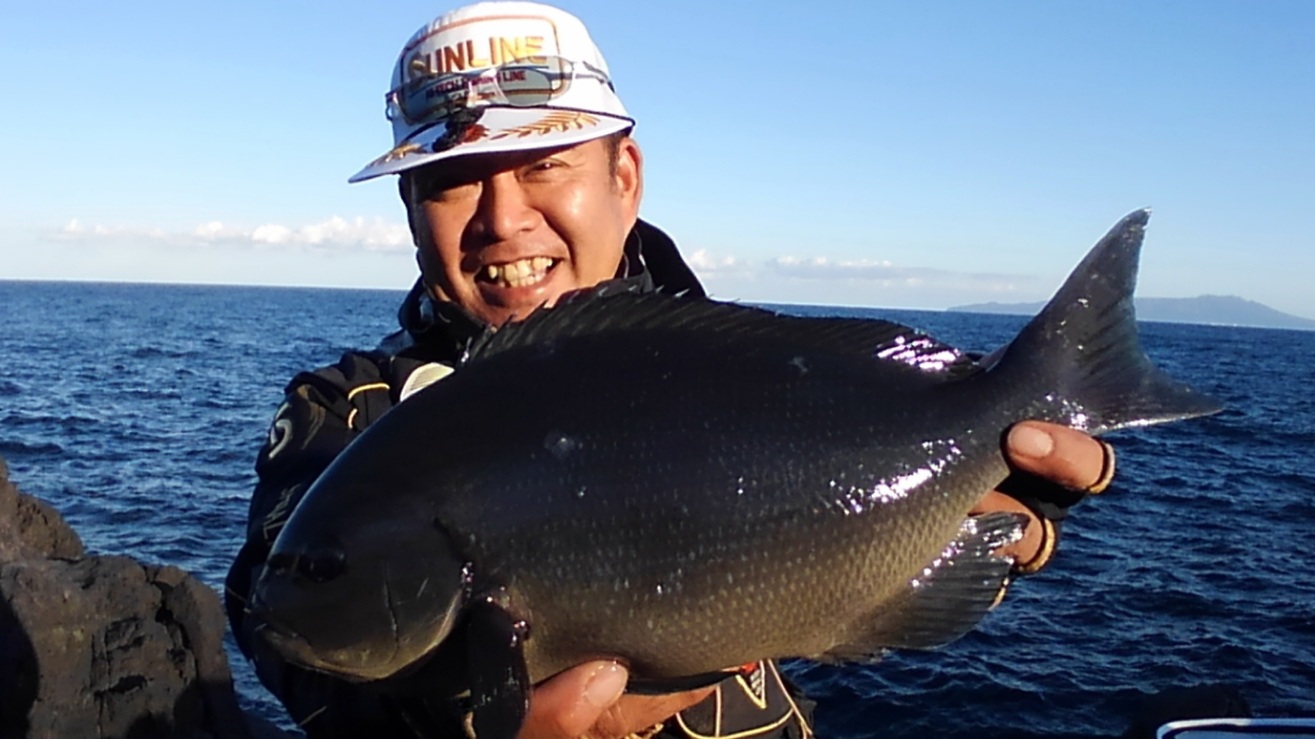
[674, 710, 793, 739]
[345, 382, 390, 429]
[716, 685, 723, 736]
[346, 382, 390, 399]
[766, 661, 814, 738]
[732, 670, 770, 711]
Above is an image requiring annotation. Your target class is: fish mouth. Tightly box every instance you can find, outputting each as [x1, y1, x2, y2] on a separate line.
[250, 559, 464, 684]
[255, 618, 416, 683]
[255, 625, 333, 673]
[249, 575, 413, 683]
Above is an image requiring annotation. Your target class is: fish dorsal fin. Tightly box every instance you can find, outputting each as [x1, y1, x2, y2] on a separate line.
[466, 288, 976, 379]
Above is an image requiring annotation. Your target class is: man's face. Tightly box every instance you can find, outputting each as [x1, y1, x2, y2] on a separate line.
[403, 136, 642, 327]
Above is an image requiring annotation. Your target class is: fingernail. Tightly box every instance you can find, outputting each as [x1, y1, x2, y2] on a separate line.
[583, 662, 628, 709]
[1009, 424, 1054, 459]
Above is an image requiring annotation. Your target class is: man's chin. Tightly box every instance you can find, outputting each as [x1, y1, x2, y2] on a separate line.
[473, 283, 575, 325]
[473, 303, 546, 327]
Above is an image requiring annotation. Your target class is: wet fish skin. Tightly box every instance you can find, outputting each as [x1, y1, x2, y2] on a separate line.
[250, 210, 1220, 737]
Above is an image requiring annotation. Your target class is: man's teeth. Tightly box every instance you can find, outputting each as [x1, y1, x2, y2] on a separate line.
[484, 257, 555, 288]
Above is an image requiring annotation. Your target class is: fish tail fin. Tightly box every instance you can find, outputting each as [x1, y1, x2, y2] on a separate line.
[988, 210, 1221, 433]
[822, 512, 1024, 661]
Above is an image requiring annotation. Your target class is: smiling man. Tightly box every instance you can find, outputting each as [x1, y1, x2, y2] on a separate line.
[225, 3, 1116, 738]
[402, 135, 643, 328]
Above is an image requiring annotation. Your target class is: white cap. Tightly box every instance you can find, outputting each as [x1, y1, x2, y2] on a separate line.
[349, 2, 634, 183]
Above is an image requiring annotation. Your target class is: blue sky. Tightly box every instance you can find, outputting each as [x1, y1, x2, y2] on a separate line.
[3, 1, 1312, 318]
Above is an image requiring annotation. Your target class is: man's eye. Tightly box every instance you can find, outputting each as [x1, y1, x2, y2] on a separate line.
[526, 160, 562, 175]
[422, 180, 478, 201]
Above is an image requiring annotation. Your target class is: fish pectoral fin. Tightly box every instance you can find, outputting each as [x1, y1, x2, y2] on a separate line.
[823, 512, 1025, 662]
[466, 595, 531, 739]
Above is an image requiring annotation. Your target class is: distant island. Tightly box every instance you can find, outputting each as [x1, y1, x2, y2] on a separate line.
[949, 295, 1315, 331]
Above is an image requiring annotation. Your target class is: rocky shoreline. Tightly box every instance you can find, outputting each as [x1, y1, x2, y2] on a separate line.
[0, 455, 282, 738]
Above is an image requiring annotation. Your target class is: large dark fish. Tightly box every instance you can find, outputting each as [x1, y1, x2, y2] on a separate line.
[251, 210, 1219, 737]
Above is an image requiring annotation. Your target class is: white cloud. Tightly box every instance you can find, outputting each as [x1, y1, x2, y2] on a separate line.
[62, 218, 164, 238]
[766, 255, 1028, 292]
[195, 221, 227, 239]
[685, 248, 741, 274]
[54, 216, 413, 253]
[47, 220, 1035, 300]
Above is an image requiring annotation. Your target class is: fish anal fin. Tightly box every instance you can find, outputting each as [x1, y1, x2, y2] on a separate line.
[823, 512, 1024, 662]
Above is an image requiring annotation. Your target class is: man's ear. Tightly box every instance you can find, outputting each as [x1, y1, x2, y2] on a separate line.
[614, 137, 643, 226]
[399, 175, 425, 249]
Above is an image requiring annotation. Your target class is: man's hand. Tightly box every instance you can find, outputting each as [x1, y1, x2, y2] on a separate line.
[973, 421, 1115, 570]
[1004, 421, 1113, 491]
[519, 661, 714, 739]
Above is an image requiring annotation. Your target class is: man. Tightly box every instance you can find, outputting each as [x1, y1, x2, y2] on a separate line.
[226, 3, 1117, 737]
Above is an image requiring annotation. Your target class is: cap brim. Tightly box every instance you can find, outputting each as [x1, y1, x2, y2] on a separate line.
[349, 107, 634, 183]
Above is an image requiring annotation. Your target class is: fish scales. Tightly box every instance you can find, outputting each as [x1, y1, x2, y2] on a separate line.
[424, 326, 1003, 677]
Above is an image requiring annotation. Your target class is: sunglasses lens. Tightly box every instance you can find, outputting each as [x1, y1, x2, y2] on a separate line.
[490, 58, 569, 107]
[398, 76, 465, 123]
[389, 56, 590, 124]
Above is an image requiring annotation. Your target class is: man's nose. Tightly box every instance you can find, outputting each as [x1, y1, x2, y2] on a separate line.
[472, 172, 539, 241]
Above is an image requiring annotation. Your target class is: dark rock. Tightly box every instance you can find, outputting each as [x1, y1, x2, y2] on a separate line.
[0, 458, 84, 563]
[0, 455, 253, 738]
[150, 564, 252, 737]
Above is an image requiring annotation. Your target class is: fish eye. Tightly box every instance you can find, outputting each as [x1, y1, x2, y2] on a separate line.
[298, 548, 348, 584]
[267, 552, 297, 575]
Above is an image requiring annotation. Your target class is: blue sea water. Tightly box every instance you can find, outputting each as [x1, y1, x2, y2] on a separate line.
[1, 279, 1312, 738]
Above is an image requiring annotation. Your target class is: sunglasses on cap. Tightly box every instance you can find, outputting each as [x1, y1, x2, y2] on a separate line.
[385, 55, 613, 127]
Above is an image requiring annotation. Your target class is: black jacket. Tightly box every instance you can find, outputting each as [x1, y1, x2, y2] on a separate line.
[225, 220, 813, 738]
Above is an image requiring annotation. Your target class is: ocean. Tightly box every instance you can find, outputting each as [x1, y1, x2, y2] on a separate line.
[1, 279, 1312, 738]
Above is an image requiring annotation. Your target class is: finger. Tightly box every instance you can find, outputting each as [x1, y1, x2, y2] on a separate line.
[971, 490, 1046, 563]
[585, 687, 716, 739]
[1004, 421, 1115, 493]
[520, 661, 628, 739]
